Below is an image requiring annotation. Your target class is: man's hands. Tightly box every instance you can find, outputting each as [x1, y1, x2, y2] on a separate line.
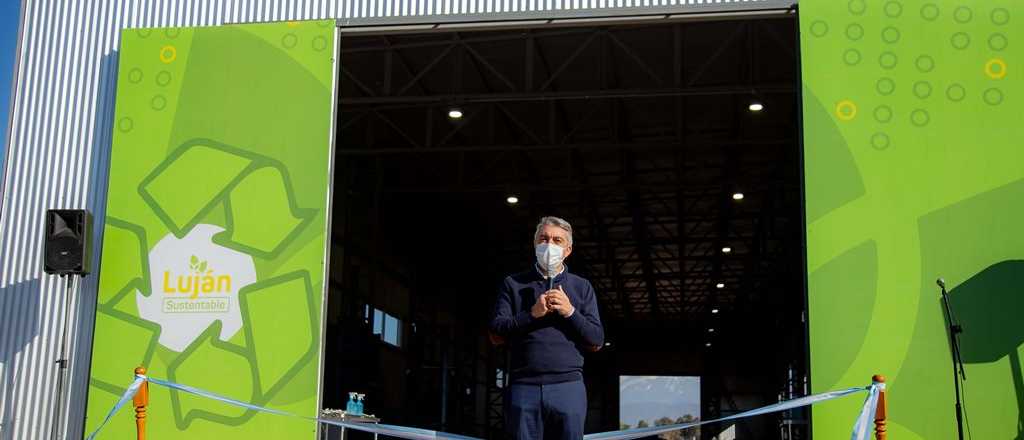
[530, 292, 550, 318]
[531, 286, 575, 319]
[538, 286, 575, 318]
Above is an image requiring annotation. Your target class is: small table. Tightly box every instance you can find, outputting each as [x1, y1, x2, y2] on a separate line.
[319, 410, 381, 440]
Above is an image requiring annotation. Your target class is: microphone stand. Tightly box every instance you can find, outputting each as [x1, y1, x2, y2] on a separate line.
[938, 279, 966, 440]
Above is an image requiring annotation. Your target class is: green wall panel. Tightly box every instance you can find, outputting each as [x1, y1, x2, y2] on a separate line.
[85, 20, 336, 439]
[800, 1, 1022, 438]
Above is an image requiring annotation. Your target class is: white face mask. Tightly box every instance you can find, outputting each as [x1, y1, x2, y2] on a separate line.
[535, 243, 564, 275]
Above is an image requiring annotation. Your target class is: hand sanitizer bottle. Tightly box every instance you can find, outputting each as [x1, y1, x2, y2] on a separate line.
[355, 393, 365, 415]
[345, 392, 356, 414]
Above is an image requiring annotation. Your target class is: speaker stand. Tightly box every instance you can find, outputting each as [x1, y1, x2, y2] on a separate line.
[50, 275, 77, 440]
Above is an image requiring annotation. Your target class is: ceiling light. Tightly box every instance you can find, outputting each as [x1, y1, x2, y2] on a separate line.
[748, 102, 764, 112]
[705, 342, 712, 347]
[732, 192, 744, 200]
[716, 283, 725, 289]
[604, 342, 612, 347]
[447, 108, 464, 119]
[722, 246, 732, 253]
[711, 308, 720, 314]
[505, 195, 519, 205]
[708, 328, 715, 333]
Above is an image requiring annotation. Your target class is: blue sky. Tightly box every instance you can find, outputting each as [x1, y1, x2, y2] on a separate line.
[0, 1, 21, 174]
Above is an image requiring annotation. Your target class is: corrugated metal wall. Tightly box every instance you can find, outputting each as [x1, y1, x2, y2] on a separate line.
[0, 0, 789, 439]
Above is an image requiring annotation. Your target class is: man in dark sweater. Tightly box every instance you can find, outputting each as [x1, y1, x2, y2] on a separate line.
[490, 216, 605, 440]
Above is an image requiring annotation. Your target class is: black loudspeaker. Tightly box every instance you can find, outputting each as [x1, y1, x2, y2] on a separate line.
[43, 209, 92, 276]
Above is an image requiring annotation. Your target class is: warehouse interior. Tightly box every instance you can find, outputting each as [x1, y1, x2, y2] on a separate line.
[322, 13, 807, 440]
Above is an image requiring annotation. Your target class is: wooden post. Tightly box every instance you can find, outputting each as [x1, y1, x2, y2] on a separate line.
[873, 374, 887, 440]
[134, 366, 149, 440]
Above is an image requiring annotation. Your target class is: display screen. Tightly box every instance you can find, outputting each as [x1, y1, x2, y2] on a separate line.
[619, 376, 700, 437]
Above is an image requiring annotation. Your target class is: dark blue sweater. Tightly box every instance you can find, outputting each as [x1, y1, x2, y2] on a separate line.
[489, 267, 605, 384]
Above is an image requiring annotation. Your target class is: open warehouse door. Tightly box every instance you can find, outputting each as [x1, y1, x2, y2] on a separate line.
[324, 13, 806, 440]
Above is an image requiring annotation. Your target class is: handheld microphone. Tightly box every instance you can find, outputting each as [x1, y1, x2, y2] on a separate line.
[936, 278, 946, 290]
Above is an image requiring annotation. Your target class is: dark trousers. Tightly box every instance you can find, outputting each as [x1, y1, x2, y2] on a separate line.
[505, 380, 586, 440]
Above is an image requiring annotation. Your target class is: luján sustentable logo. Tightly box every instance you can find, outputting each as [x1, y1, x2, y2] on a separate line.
[137, 224, 257, 352]
[160, 254, 233, 312]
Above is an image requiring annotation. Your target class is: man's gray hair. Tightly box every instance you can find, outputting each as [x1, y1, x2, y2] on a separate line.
[534, 216, 573, 246]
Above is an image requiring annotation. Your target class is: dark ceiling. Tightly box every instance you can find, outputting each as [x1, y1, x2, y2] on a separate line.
[334, 16, 803, 326]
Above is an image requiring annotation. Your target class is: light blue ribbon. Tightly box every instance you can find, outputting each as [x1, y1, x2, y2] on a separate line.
[585, 384, 878, 440]
[850, 381, 884, 440]
[87, 375, 883, 440]
[146, 376, 294, 417]
[86, 374, 481, 440]
[84, 375, 146, 440]
[318, 418, 482, 440]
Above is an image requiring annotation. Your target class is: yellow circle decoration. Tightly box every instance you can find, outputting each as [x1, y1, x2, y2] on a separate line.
[159, 45, 177, 64]
[985, 58, 1007, 79]
[287, 21, 301, 27]
[836, 100, 858, 121]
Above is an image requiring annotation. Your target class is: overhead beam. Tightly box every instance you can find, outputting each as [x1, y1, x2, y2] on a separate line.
[339, 84, 795, 106]
[335, 139, 793, 155]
